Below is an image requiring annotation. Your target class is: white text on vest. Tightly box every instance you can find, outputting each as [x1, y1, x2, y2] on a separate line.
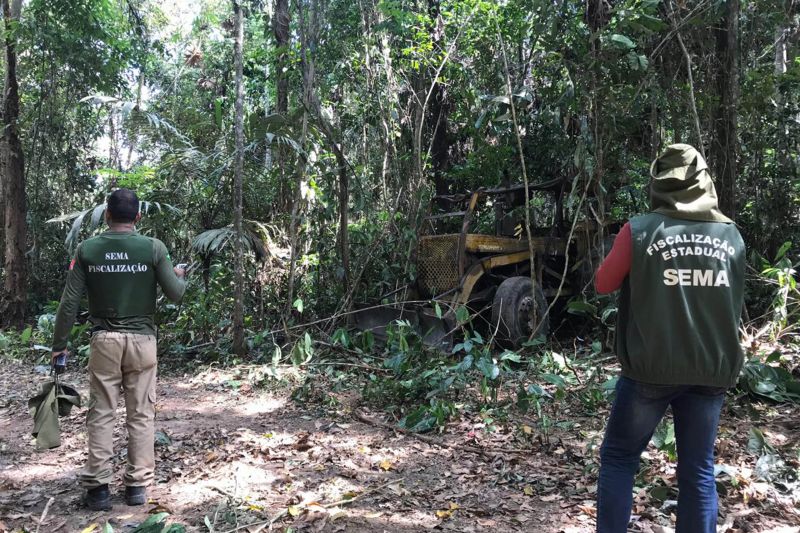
[663, 269, 730, 287]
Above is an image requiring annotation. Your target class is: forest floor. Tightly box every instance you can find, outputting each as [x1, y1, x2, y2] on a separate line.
[1, 355, 799, 533]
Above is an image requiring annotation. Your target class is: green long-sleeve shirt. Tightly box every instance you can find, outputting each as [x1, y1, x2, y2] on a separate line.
[52, 230, 186, 351]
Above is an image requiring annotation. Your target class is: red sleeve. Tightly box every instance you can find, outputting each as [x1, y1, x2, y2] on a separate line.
[594, 222, 632, 294]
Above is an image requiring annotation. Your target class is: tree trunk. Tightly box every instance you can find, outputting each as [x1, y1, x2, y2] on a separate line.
[298, 0, 350, 288]
[774, 26, 790, 169]
[272, 0, 290, 116]
[283, 109, 306, 319]
[336, 140, 349, 287]
[775, 26, 787, 76]
[285, 0, 313, 319]
[428, 83, 449, 196]
[231, 0, 246, 355]
[711, 0, 739, 219]
[1, 0, 27, 328]
[272, 0, 290, 210]
[427, 0, 450, 196]
[587, 0, 606, 261]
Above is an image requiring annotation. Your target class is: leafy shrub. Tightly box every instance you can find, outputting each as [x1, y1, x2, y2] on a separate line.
[738, 356, 800, 404]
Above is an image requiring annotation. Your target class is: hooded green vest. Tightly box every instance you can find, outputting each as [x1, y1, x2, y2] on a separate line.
[616, 215, 745, 387]
[616, 144, 746, 388]
[79, 233, 158, 318]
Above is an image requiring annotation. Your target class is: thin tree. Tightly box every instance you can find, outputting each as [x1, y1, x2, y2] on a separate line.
[232, 0, 246, 355]
[272, 0, 291, 210]
[0, 0, 27, 328]
[298, 0, 350, 289]
[711, 0, 739, 219]
[272, 0, 290, 116]
[426, 0, 450, 197]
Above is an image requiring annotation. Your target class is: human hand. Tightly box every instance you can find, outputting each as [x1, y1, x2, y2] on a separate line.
[174, 264, 187, 279]
[52, 350, 68, 374]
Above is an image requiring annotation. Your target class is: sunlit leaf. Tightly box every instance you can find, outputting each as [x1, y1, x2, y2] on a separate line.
[287, 505, 302, 517]
[609, 33, 635, 49]
[20, 326, 32, 344]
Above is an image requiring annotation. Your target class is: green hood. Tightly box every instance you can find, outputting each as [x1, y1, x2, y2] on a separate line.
[649, 144, 733, 223]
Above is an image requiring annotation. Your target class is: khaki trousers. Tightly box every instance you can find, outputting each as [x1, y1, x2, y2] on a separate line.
[79, 331, 157, 488]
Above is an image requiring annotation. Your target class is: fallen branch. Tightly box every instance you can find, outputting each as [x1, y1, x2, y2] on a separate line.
[306, 360, 388, 372]
[219, 509, 287, 533]
[218, 358, 388, 374]
[719, 508, 755, 532]
[566, 341, 584, 386]
[216, 477, 405, 533]
[321, 477, 406, 509]
[353, 410, 573, 470]
[268, 299, 434, 337]
[209, 485, 240, 501]
[217, 478, 403, 533]
[34, 497, 54, 533]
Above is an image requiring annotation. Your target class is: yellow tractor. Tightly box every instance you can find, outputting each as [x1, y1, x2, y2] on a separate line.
[355, 178, 614, 349]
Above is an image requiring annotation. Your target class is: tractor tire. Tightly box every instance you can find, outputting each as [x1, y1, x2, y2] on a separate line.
[491, 276, 550, 348]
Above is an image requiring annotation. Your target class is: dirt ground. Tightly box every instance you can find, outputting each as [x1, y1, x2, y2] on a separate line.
[1, 357, 799, 533]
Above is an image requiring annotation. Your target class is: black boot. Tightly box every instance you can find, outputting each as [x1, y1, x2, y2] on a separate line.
[85, 484, 111, 511]
[125, 486, 146, 506]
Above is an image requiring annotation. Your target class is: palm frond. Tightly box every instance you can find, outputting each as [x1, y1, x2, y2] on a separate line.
[47, 200, 181, 252]
[191, 220, 287, 262]
[65, 208, 91, 253]
[90, 203, 106, 227]
[81, 94, 191, 145]
[46, 210, 87, 224]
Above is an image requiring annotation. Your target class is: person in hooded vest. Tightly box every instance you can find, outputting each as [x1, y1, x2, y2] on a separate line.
[594, 144, 745, 533]
[51, 188, 186, 511]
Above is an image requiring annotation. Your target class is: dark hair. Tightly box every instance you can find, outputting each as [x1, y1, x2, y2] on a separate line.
[107, 188, 140, 223]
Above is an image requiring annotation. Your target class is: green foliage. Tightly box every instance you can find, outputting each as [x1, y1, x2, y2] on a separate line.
[191, 220, 279, 262]
[290, 332, 315, 366]
[99, 513, 185, 533]
[359, 311, 590, 435]
[0, 309, 88, 363]
[747, 427, 775, 456]
[0, 332, 21, 360]
[131, 512, 185, 533]
[363, 321, 483, 431]
[758, 242, 799, 339]
[651, 420, 677, 461]
[745, 427, 797, 486]
[399, 400, 457, 433]
[738, 356, 800, 404]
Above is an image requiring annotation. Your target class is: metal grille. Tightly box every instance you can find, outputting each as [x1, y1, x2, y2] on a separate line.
[417, 235, 460, 297]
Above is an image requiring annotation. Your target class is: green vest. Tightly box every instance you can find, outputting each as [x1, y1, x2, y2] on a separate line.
[79, 233, 158, 318]
[616, 213, 746, 387]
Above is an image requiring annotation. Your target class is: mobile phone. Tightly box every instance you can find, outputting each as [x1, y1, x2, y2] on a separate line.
[54, 353, 67, 374]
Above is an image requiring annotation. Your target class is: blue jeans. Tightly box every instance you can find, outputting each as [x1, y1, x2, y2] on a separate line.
[596, 376, 726, 533]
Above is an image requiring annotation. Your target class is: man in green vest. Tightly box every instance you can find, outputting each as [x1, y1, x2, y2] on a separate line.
[594, 144, 745, 532]
[51, 188, 186, 511]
